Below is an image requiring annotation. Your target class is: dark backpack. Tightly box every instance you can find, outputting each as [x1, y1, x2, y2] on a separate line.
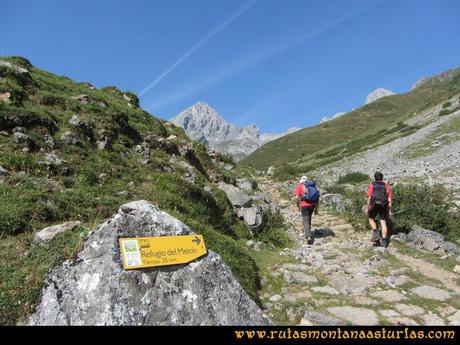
[371, 181, 388, 207]
[300, 181, 320, 203]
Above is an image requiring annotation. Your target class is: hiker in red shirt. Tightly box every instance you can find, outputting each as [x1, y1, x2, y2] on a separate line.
[294, 176, 320, 245]
[367, 171, 393, 248]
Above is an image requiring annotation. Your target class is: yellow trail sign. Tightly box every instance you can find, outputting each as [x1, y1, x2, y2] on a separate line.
[119, 235, 207, 270]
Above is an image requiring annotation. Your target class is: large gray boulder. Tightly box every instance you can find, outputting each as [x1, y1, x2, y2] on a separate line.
[28, 200, 270, 325]
[407, 225, 460, 255]
[320, 193, 351, 213]
[217, 182, 252, 207]
[236, 178, 254, 192]
[237, 205, 267, 234]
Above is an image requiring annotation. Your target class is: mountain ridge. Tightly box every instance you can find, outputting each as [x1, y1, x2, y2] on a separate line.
[170, 101, 300, 160]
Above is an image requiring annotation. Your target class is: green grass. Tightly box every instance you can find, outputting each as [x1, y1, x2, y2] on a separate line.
[337, 172, 370, 185]
[0, 56, 265, 325]
[241, 67, 460, 170]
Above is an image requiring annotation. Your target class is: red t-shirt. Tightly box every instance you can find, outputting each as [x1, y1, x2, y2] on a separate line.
[294, 183, 317, 208]
[367, 182, 393, 201]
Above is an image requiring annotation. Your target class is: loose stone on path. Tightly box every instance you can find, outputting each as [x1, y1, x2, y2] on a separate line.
[411, 286, 451, 301]
[327, 306, 379, 325]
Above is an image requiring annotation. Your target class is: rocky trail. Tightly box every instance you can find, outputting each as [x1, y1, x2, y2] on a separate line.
[255, 178, 460, 326]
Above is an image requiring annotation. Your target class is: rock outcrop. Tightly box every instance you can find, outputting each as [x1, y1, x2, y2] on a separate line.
[394, 225, 460, 255]
[28, 200, 271, 325]
[365, 88, 395, 104]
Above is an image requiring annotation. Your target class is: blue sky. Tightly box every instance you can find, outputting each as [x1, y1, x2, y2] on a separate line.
[1, 0, 459, 133]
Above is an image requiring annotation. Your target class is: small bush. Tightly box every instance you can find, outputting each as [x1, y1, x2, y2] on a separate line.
[39, 93, 66, 107]
[442, 101, 451, 108]
[392, 184, 460, 240]
[337, 172, 370, 184]
[439, 109, 452, 116]
[273, 163, 297, 181]
[255, 210, 291, 248]
[124, 91, 139, 107]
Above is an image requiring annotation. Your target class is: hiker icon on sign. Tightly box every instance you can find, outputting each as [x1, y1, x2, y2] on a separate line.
[140, 239, 151, 249]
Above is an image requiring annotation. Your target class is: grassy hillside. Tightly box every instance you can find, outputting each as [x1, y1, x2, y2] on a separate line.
[241, 67, 460, 171]
[0, 57, 264, 325]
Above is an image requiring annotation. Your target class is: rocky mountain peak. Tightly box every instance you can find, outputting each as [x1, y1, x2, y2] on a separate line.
[365, 88, 395, 104]
[170, 102, 300, 160]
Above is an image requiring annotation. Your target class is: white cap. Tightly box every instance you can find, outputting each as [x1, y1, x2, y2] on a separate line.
[300, 176, 308, 183]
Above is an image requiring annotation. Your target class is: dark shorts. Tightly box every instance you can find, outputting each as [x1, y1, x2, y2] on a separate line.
[368, 204, 388, 220]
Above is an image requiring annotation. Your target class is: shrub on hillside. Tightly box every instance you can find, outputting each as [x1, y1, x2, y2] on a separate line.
[442, 101, 451, 108]
[392, 184, 460, 240]
[39, 93, 66, 107]
[255, 210, 291, 248]
[273, 163, 297, 181]
[337, 172, 370, 184]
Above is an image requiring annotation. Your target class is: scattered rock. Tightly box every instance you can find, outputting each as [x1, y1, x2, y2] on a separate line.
[411, 286, 451, 301]
[328, 272, 380, 294]
[267, 166, 275, 176]
[384, 275, 411, 288]
[13, 132, 29, 145]
[447, 311, 460, 325]
[320, 193, 351, 213]
[395, 304, 425, 316]
[289, 272, 318, 285]
[237, 206, 267, 233]
[217, 182, 251, 207]
[44, 134, 56, 148]
[453, 265, 460, 274]
[0, 165, 10, 176]
[269, 295, 282, 303]
[406, 225, 460, 255]
[420, 314, 445, 325]
[436, 305, 457, 317]
[283, 291, 312, 303]
[371, 290, 407, 303]
[354, 295, 380, 307]
[379, 310, 401, 318]
[71, 94, 90, 104]
[311, 286, 340, 295]
[236, 178, 254, 192]
[327, 306, 379, 325]
[28, 200, 271, 325]
[300, 311, 345, 326]
[34, 221, 81, 245]
[0, 92, 11, 102]
[39, 153, 66, 168]
[68, 115, 81, 127]
[60, 131, 80, 145]
[286, 307, 303, 322]
[0, 131, 8, 136]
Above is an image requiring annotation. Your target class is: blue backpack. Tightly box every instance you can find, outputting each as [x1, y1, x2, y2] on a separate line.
[300, 181, 320, 203]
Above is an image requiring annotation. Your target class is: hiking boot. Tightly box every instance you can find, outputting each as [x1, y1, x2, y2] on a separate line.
[381, 237, 389, 248]
[307, 236, 314, 245]
[370, 229, 381, 242]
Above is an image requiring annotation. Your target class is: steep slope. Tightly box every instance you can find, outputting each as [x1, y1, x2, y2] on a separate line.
[0, 57, 266, 325]
[241, 66, 460, 171]
[170, 102, 300, 160]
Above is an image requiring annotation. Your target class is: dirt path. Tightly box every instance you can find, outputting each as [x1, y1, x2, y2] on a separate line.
[255, 178, 460, 326]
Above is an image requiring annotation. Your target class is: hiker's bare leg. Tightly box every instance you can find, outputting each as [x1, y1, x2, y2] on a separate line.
[380, 219, 388, 238]
[369, 218, 377, 230]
